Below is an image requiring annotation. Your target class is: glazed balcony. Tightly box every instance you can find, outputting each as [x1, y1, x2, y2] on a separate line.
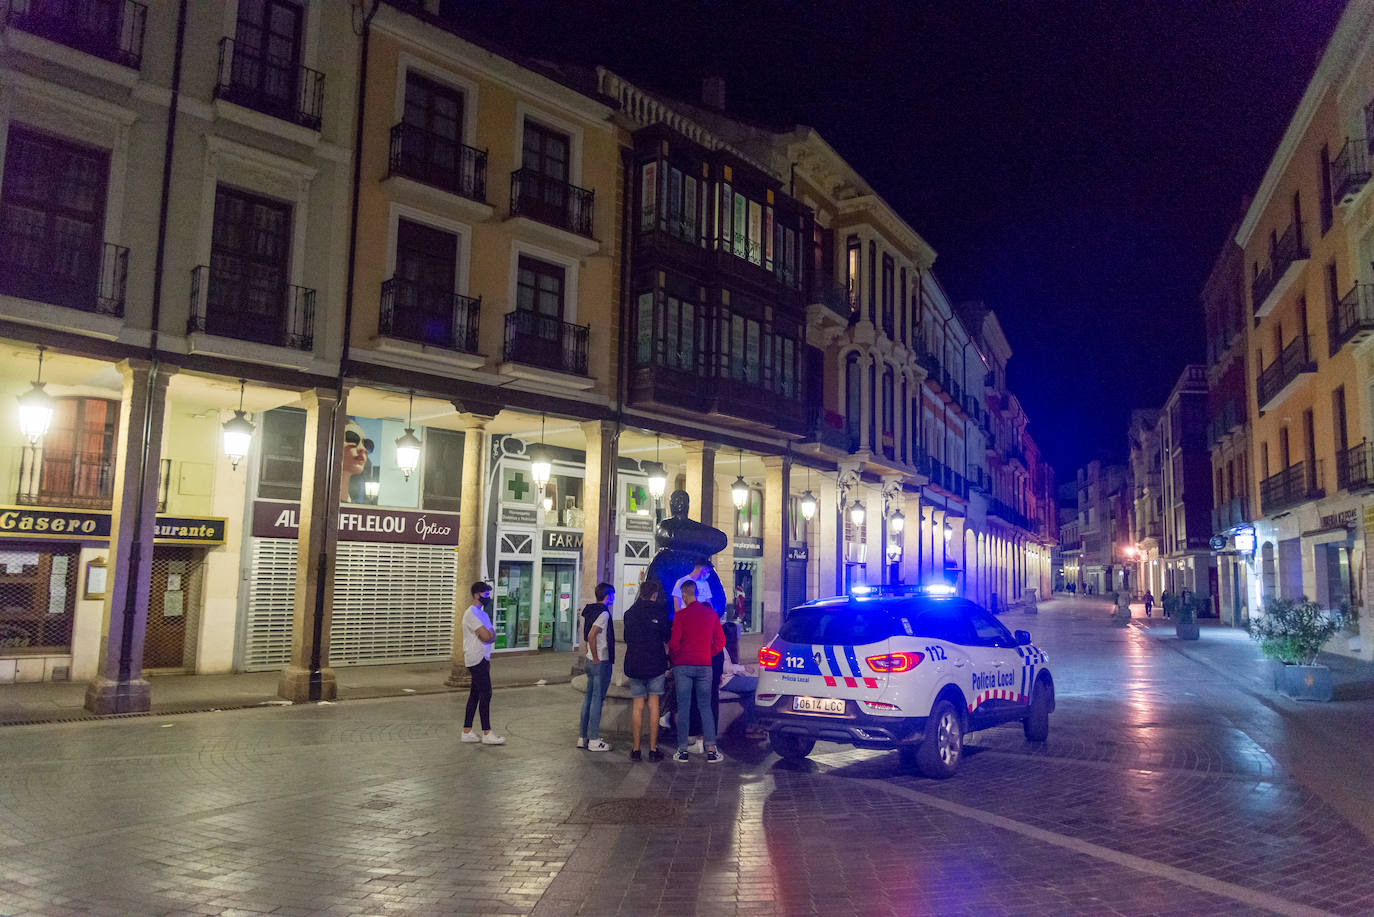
[509, 168, 594, 238]
[388, 123, 487, 203]
[1251, 223, 1308, 318]
[1331, 138, 1370, 207]
[188, 265, 315, 351]
[1329, 283, 1374, 356]
[1336, 440, 1374, 492]
[0, 238, 127, 317]
[1260, 461, 1323, 515]
[5, 0, 146, 70]
[379, 278, 480, 354]
[503, 309, 588, 376]
[1256, 333, 1315, 412]
[214, 37, 325, 132]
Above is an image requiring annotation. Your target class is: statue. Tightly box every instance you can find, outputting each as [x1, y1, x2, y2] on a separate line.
[643, 490, 728, 619]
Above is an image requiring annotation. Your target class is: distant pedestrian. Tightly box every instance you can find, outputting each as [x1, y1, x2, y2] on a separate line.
[1161, 589, 1173, 619]
[578, 582, 616, 752]
[461, 581, 504, 745]
[1144, 590, 1154, 618]
[622, 578, 670, 762]
[669, 580, 725, 763]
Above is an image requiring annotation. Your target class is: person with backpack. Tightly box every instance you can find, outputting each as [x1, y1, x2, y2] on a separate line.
[622, 578, 670, 762]
[578, 582, 616, 752]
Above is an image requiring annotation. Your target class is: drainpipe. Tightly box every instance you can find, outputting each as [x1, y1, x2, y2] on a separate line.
[113, 0, 187, 707]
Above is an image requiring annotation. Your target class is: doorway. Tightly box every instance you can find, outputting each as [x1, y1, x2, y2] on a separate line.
[144, 547, 203, 670]
[539, 559, 578, 651]
[494, 560, 533, 651]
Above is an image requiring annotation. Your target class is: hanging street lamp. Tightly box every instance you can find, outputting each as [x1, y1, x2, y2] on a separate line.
[221, 378, 255, 471]
[18, 345, 55, 445]
[394, 390, 422, 481]
[731, 449, 749, 510]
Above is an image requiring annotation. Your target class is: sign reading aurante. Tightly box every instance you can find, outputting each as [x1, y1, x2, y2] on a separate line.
[0, 506, 227, 545]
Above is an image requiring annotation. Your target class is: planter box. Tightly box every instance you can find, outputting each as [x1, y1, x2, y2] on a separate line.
[1272, 662, 1333, 702]
[1175, 619, 1200, 640]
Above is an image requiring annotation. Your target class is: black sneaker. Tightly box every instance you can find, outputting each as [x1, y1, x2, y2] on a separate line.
[674, 749, 690, 763]
[629, 749, 642, 762]
[706, 748, 723, 764]
[647, 748, 664, 763]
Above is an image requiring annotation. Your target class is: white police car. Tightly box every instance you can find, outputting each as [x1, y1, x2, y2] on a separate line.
[755, 584, 1054, 778]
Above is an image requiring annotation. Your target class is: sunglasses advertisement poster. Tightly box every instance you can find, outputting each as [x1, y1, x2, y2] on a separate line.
[340, 415, 420, 507]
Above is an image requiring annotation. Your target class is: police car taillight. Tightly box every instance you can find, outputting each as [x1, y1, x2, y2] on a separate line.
[862, 700, 901, 711]
[759, 646, 782, 669]
[865, 651, 923, 673]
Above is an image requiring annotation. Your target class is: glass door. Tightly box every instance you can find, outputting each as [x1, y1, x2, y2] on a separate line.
[495, 561, 533, 650]
[541, 561, 579, 651]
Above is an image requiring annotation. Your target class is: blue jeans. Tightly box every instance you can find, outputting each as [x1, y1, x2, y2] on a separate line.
[675, 665, 716, 750]
[580, 660, 611, 741]
[722, 674, 758, 726]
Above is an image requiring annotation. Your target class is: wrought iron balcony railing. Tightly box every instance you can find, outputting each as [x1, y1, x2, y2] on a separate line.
[1331, 138, 1371, 206]
[1337, 440, 1374, 492]
[188, 265, 315, 351]
[808, 275, 855, 323]
[502, 309, 588, 376]
[1251, 222, 1308, 313]
[379, 278, 480, 354]
[0, 238, 127, 316]
[509, 168, 594, 238]
[1260, 461, 1323, 515]
[1257, 333, 1315, 410]
[1330, 283, 1374, 356]
[5, 0, 146, 69]
[17, 449, 114, 509]
[388, 123, 487, 203]
[214, 36, 325, 131]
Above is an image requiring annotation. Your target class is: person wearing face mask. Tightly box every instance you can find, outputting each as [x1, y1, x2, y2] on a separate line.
[461, 581, 504, 745]
[340, 420, 374, 503]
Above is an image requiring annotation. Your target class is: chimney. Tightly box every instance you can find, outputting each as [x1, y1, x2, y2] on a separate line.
[701, 76, 726, 111]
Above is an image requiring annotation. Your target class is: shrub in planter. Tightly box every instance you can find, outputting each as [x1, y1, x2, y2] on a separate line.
[1247, 596, 1349, 666]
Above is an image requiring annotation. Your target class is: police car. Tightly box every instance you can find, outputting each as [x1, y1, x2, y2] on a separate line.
[755, 584, 1054, 778]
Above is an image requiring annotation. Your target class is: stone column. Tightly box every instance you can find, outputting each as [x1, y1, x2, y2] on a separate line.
[278, 387, 346, 703]
[580, 420, 618, 607]
[857, 352, 872, 453]
[85, 360, 174, 714]
[762, 456, 788, 638]
[447, 413, 493, 688]
[818, 474, 840, 597]
[682, 440, 717, 529]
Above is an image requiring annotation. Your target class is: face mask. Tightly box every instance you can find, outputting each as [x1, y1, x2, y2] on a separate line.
[480, 596, 492, 609]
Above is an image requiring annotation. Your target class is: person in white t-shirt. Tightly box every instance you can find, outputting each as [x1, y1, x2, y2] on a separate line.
[461, 580, 505, 745]
[578, 582, 616, 752]
[672, 561, 715, 612]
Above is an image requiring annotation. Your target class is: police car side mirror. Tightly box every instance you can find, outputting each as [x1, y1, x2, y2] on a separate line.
[1014, 630, 1031, 646]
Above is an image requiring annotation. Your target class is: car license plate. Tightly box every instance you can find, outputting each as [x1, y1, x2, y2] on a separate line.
[792, 695, 845, 715]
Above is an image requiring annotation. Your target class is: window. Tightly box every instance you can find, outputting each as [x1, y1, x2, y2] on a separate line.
[522, 120, 569, 183]
[389, 219, 458, 345]
[1292, 190, 1303, 250]
[1333, 386, 1348, 457]
[209, 185, 293, 341]
[516, 256, 564, 318]
[662, 281, 703, 374]
[422, 427, 465, 513]
[641, 159, 701, 244]
[232, 0, 304, 114]
[404, 72, 463, 145]
[0, 127, 109, 310]
[1319, 145, 1333, 234]
[259, 407, 305, 500]
[881, 254, 895, 337]
[715, 183, 775, 269]
[735, 488, 763, 537]
[844, 353, 861, 449]
[845, 236, 860, 311]
[881, 366, 895, 450]
[35, 398, 119, 508]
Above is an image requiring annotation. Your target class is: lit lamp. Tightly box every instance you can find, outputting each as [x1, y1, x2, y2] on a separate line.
[394, 391, 422, 481]
[18, 345, 55, 445]
[647, 463, 666, 500]
[221, 378, 255, 471]
[849, 499, 866, 527]
[799, 489, 817, 522]
[890, 508, 905, 534]
[943, 519, 953, 542]
[364, 469, 380, 500]
[731, 449, 748, 510]
[530, 414, 551, 490]
[542, 491, 554, 513]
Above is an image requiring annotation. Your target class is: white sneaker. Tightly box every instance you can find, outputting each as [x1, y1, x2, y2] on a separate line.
[659, 713, 671, 728]
[576, 737, 586, 749]
[687, 738, 704, 754]
[586, 739, 612, 752]
[481, 733, 506, 745]
[460, 731, 481, 743]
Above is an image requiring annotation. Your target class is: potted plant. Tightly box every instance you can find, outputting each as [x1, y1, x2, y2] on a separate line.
[1175, 591, 1200, 640]
[1247, 597, 1350, 701]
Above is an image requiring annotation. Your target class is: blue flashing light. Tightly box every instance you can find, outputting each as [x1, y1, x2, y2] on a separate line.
[921, 583, 957, 596]
[850, 584, 875, 596]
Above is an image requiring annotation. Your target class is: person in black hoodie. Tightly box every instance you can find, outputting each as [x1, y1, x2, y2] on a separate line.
[578, 582, 616, 752]
[621, 578, 671, 762]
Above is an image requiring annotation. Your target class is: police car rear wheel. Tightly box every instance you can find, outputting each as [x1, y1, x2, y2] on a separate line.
[769, 731, 815, 761]
[1023, 678, 1052, 742]
[916, 700, 962, 779]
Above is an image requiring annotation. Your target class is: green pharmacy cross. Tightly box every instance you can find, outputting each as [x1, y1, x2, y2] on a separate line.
[507, 471, 531, 501]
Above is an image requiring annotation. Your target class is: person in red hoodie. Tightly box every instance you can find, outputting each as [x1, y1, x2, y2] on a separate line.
[669, 579, 726, 763]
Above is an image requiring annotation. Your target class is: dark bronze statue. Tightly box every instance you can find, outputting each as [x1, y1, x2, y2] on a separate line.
[644, 490, 727, 618]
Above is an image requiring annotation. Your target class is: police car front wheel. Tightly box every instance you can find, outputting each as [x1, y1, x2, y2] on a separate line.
[916, 699, 963, 779]
[1023, 677, 1052, 742]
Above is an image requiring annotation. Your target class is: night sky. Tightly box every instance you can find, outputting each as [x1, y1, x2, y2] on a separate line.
[462, 0, 1345, 476]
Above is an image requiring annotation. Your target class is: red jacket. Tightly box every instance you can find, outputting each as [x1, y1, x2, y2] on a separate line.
[669, 601, 725, 667]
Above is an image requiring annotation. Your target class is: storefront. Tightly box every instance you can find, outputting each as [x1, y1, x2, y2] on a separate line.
[732, 535, 762, 633]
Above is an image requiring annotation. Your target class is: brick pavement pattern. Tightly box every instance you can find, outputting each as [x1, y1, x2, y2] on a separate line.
[3, 597, 1374, 915]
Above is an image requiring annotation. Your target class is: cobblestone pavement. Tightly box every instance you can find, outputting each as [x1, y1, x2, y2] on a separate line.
[3, 597, 1373, 916]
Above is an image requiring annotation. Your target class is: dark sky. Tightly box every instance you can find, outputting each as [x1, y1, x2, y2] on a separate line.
[462, 0, 1344, 475]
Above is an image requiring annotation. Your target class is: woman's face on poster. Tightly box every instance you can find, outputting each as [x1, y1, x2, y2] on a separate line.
[342, 423, 371, 476]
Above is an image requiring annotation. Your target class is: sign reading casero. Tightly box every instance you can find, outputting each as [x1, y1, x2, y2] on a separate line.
[0, 506, 227, 545]
[252, 501, 459, 546]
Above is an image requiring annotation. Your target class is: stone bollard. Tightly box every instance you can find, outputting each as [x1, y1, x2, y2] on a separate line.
[1112, 591, 1133, 627]
[1023, 588, 1038, 614]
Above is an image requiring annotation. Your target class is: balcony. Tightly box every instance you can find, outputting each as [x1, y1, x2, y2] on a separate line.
[509, 168, 594, 238]
[1256, 333, 1315, 412]
[916, 350, 940, 379]
[188, 265, 315, 351]
[807, 275, 855, 324]
[1211, 498, 1245, 533]
[503, 310, 588, 376]
[214, 37, 325, 132]
[1260, 461, 1323, 515]
[5, 0, 146, 70]
[1251, 223, 1308, 318]
[16, 449, 114, 509]
[1331, 138, 1371, 206]
[379, 278, 480, 354]
[1329, 283, 1374, 355]
[388, 123, 487, 203]
[806, 411, 852, 452]
[0, 238, 127, 316]
[1337, 440, 1374, 492]
[1140, 520, 1163, 541]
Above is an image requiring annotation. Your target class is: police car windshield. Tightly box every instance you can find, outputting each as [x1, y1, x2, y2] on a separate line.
[778, 602, 903, 645]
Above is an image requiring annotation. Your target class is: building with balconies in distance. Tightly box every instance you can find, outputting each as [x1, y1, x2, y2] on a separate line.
[1158, 366, 1217, 613]
[1127, 409, 1163, 596]
[1074, 460, 1128, 596]
[1238, 1, 1374, 658]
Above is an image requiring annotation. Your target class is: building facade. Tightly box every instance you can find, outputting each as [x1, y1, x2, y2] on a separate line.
[1158, 366, 1216, 611]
